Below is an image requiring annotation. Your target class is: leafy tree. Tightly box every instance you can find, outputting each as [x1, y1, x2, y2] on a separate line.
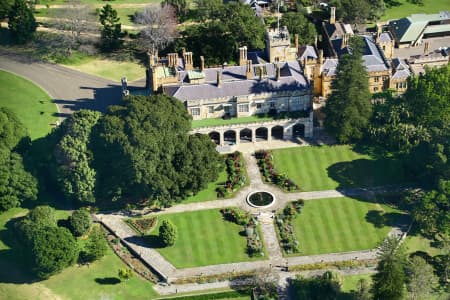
[82, 225, 108, 262]
[118, 268, 133, 281]
[329, 0, 384, 24]
[406, 256, 438, 300]
[281, 12, 317, 45]
[0, 107, 27, 151]
[0, 0, 13, 20]
[69, 208, 92, 237]
[54, 110, 101, 204]
[0, 149, 37, 211]
[354, 278, 371, 300]
[193, 0, 222, 21]
[29, 226, 79, 279]
[371, 236, 407, 300]
[27, 205, 57, 228]
[324, 36, 372, 143]
[92, 94, 220, 206]
[99, 4, 122, 51]
[290, 271, 342, 300]
[162, 0, 187, 20]
[7, 0, 36, 43]
[159, 220, 177, 246]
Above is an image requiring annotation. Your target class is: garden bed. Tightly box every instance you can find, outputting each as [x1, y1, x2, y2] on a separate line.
[275, 200, 304, 255]
[255, 150, 299, 192]
[125, 216, 158, 236]
[216, 151, 248, 198]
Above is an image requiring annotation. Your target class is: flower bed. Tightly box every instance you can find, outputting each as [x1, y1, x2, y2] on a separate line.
[255, 150, 298, 191]
[216, 151, 247, 198]
[220, 208, 264, 257]
[275, 200, 304, 254]
[126, 217, 158, 235]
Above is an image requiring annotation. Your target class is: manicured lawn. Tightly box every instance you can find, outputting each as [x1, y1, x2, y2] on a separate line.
[147, 209, 266, 268]
[341, 274, 372, 292]
[0, 70, 58, 140]
[291, 197, 403, 255]
[62, 58, 146, 82]
[182, 169, 228, 204]
[404, 234, 446, 256]
[271, 145, 407, 192]
[381, 0, 450, 21]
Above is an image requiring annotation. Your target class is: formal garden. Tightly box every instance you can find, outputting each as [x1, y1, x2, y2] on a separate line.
[271, 145, 408, 191]
[129, 208, 267, 268]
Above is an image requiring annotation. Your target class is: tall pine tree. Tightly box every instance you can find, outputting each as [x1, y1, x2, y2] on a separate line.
[8, 0, 36, 44]
[99, 4, 122, 51]
[324, 36, 372, 143]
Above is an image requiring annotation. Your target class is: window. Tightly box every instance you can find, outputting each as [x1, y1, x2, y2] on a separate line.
[208, 106, 214, 113]
[374, 76, 380, 83]
[238, 104, 249, 113]
[190, 107, 200, 116]
[256, 103, 262, 109]
[270, 102, 275, 108]
[374, 87, 379, 92]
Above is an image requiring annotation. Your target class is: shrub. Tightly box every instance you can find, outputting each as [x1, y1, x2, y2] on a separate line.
[82, 226, 108, 262]
[69, 208, 92, 237]
[27, 205, 56, 228]
[220, 208, 251, 225]
[159, 220, 177, 246]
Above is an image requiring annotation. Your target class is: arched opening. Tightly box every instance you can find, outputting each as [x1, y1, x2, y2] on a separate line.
[239, 128, 252, 143]
[224, 130, 236, 145]
[293, 123, 305, 137]
[255, 127, 268, 141]
[209, 131, 220, 145]
[271, 126, 284, 140]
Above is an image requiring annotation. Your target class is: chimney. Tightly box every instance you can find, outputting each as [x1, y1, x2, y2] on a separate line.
[319, 49, 324, 65]
[276, 63, 281, 81]
[246, 60, 253, 79]
[200, 56, 205, 71]
[314, 35, 318, 48]
[217, 70, 222, 87]
[168, 53, 177, 68]
[259, 66, 264, 81]
[341, 33, 348, 49]
[295, 34, 299, 50]
[424, 42, 429, 55]
[183, 52, 193, 71]
[239, 46, 247, 66]
[330, 7, 336, 24]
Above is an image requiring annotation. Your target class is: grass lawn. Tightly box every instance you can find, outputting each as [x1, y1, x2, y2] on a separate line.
[271, 145, 407, 192]
[146, 209, 266, 268]
[403, 234, 446, 256]
[291, 197, 404, 255]
[0, 70, 58, 140]
[182, 169, 228, 204]
[62, 57, 146, 82]
[381, 0, 450, 21]
[341, 274, 372, 292]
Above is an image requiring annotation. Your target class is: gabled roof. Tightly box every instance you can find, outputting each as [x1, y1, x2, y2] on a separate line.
[391, 58, 411, 79]
[389, 11, 450, 43]
[378, 32, 393, 43]
[298, 45, 318, 60]
[324, 22, 354, 40]
[165, 61, 309, 102]
[321, 58, 338, 77]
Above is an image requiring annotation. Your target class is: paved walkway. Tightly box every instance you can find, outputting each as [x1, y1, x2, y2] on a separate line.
[95, 152, 410, 295]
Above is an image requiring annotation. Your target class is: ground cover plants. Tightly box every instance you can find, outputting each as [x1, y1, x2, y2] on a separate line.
[255, 150, 298, 191]
[126, 216, 157, 235]
[275, 200, 304, 254]
[216, 151, 247, 198]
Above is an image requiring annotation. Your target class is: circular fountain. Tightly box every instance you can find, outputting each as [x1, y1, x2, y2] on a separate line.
[246, 191, 275, 209]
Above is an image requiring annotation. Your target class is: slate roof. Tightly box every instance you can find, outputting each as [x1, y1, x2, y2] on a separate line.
[331, 35, 390, 73]
[320, 58, 338, 77]
[391, 58, 411, 79]
[165, 61, 309, 102]
[324, 22, 354, 40]
[389, 11, 450, 43]
[378, 32, 393, 43]
[298, 45, 318, 60]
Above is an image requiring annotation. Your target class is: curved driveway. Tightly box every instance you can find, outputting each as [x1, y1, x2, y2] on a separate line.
[0, 50, 124, 118]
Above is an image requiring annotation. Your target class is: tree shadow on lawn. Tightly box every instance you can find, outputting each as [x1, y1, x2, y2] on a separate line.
[327, 158, 408, 190]
[365, 210, 411, 230]
[95, 277, 121, 285]
[124, 235, 165, 249]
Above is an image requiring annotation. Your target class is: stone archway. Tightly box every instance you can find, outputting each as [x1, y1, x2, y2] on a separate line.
[271, 125, 284, 140]
[293, 123, 305, 138]
[224, 130, 236, 145]
[255, 127, 268, 141]
[239, 128, 252, 143]
[209, 131, 220, 145]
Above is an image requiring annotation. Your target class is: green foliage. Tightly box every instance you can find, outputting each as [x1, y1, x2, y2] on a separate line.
[281, 12, 317, 45]
[354, 278, 372, 300]
[69, 208, 92, 237]
[118, 267, 133, 281]
[178, 2, 265, 65]
[193, 0, 222, 22]
[329, 0, 385, 23]
[0, 0, 13, 19]
[82, 225, 108, 262]
[159, 219, 177, 246]
[324, 36, 372, 143]
[0, 107, 27, 151]
[290, 272, 342, 300]
[29, 226, 79, 279]
[99, 4, 122, 51]
[27, 205, 57, 228]
[406, 256, 438, 300]
[92, 94, 219, 206]
[54, 110, 101, 204]
[7, 0, 36, 44]
[162, 0, 187, 19]
[0, 149, 37, 211]
[371, 236, 407, 300]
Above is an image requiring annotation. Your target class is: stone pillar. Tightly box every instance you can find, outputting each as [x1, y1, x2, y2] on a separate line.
[305, 122, 313, 138]
[234, 130, 239, 145]
[284, 126, 293, 140]
[251, 128, 256, 142]
[267, 127, 272, 141]
[219, 131, 224, 146]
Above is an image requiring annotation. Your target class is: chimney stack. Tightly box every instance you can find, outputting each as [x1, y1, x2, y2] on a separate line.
[200, 56, 205, 71]
[168, 53, 178, 68]
[319, 49, 324, 65]
[183, 52, 193, 71]
[330, 7, 336, 24]
[217, 70, 222, 87]
[295, 34, 299, 50]
[239, 46, 248, 66]
[246, 60, 253, 79]
[341, 33, 349, 49]
[423, 42, 429, 55]
[276, 64, 281, 81]
[259, 66, 264, 81]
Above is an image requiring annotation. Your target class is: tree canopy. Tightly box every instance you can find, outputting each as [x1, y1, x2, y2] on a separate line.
[328, 0, 385, 24]
[324, 36, 372, 143]
[69, 208, 92, 237]
[8, 0, 37, 44]
[92, 94, 221, 206]
[99, 4, 122, 51]
[0, 107, 27, 150]
[281, 12, 317, 45]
